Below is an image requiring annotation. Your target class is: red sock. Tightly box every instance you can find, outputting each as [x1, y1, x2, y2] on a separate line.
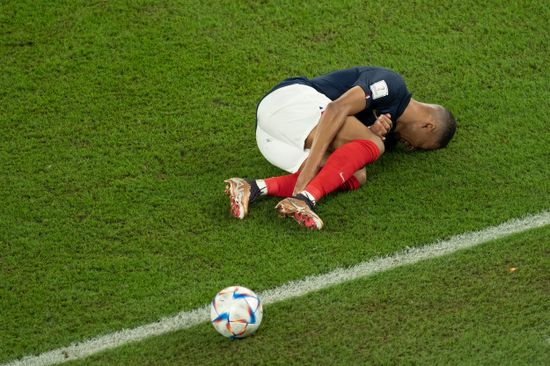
[304, 140, 380, 201]
[263, 158, 367, 198]
[264, 171, 300, 197]
[339, 175, 361, 192]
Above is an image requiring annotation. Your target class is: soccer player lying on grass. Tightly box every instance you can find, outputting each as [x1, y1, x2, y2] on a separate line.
[225, 66, 456, 229]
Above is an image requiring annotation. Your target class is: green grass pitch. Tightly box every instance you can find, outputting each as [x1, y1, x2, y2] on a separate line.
[1, 0, 549, 364]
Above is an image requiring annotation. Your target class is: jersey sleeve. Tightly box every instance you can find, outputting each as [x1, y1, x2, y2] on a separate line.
[353, 68, 412, 123]
[351, 71, 374, 100]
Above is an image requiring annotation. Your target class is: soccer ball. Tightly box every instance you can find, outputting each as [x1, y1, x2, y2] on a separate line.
[210, 286, 263, 339]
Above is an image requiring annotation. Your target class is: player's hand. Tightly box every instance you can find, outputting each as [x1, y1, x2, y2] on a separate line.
[369, 113, 392, 140]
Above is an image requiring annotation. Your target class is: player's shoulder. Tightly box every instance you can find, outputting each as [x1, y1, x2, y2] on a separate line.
[357, 66, 403, 78]
[360, 67, 408, 90]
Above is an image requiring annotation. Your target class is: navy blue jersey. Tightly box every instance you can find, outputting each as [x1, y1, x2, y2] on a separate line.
[268, 67, 412, 132]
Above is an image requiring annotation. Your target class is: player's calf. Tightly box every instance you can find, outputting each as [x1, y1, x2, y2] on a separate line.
[300, 139, 381, 204]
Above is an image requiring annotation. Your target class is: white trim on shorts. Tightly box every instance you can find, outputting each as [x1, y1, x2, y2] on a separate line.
[256, 84, 332, 173]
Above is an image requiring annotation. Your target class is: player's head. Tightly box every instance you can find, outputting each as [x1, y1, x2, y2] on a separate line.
[398, 104, 456, 151]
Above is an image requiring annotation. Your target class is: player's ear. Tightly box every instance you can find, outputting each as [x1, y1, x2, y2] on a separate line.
[423, 121, 436, 131]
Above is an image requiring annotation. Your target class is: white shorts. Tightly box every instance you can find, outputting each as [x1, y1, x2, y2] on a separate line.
[256, 84, 332, 173]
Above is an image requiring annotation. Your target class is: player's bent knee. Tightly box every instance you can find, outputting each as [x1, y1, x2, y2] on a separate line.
[354, 168, 367, 186]
[372, 135, 385, 156]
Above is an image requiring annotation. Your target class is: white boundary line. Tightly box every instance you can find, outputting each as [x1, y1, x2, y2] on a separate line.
[3, 211, 549, 366]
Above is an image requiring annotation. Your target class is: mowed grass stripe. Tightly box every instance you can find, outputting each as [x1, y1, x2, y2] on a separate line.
[4, 211, 548, 366]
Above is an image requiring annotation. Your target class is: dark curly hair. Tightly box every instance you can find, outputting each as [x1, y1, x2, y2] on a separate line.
[437, 108, 456, 148]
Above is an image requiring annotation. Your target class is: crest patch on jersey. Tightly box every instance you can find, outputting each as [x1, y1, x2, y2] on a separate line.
[369, 80, 389, 100]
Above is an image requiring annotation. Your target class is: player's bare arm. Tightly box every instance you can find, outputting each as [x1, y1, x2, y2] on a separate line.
[294, 86, 383, 194]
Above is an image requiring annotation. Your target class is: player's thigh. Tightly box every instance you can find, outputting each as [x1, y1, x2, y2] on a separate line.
[256, 125, 309, 173]
[330, 116, 384, 153]
[257, 84, 330, 149]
